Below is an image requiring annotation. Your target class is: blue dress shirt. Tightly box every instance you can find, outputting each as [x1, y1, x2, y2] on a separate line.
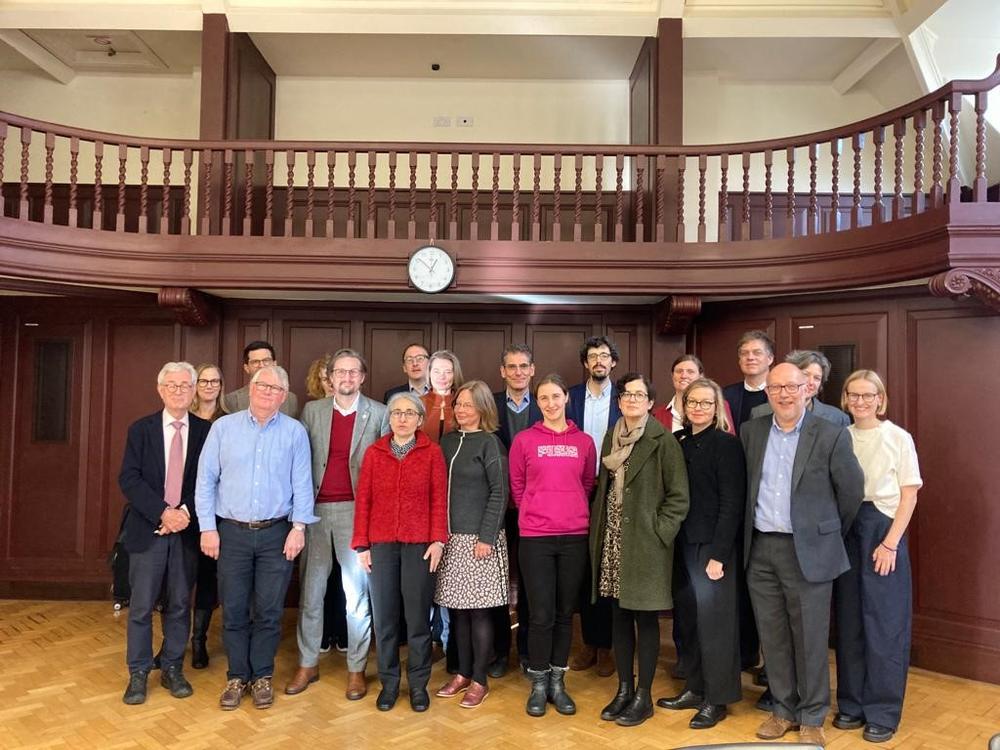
[506, 391, 531, 414]
[195, 409, 317, 532]
[583, 380, 613, 472]
[754, 411, 806, 533]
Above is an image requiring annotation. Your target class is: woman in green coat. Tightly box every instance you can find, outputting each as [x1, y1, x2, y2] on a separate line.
[590, 372, 690, 727]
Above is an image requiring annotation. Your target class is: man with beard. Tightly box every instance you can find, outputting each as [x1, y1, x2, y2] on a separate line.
[565, 335, 620, 677]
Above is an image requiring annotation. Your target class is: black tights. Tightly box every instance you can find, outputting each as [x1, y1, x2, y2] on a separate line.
[451, 608, 493, 685]
[612, 601, 660, 690]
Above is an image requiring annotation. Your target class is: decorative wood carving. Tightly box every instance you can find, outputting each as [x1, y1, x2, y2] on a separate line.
[656, 294, 702, 335]
[157, 287, 217, 326]
[928, 267, 1000, 313]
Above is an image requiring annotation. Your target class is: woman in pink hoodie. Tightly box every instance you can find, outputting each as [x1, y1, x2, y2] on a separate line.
[509, 373, 596, 718]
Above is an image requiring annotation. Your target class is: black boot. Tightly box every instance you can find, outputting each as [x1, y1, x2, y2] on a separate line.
[547, 665, 576, 715]
[600, 679, 635, 721]
[616, 688, 653, 727]
[525, 668, 549, 717]
[191, 609, 211, 669]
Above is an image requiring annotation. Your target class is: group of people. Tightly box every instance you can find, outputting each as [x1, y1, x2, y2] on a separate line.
[118, 331, 921, 747]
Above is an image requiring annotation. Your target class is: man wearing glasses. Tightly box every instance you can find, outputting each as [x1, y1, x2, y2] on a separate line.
[290, 348, 389, 701]
[222, 340, 299, 417]
[196, 365, 316, 711]
[383, 343, 431, 403]
[119, 362, 212, 705]
[723, 330, 776, 429]
[740, 363, 863, 747]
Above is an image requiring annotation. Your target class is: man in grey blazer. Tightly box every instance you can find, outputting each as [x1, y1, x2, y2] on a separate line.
[750, 349, 850, 427]
[222, 340, 299, 418]
[285, 348, 389, 701]
[741, 363, 864, 748]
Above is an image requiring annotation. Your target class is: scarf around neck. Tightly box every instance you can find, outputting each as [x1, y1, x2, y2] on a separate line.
[602, 414, 647, 501]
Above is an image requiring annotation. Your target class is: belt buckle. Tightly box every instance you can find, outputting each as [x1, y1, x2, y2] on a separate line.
[247, 519, 267, 530]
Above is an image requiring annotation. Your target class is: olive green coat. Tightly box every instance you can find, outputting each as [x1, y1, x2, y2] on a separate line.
[589, 416, 690, 611]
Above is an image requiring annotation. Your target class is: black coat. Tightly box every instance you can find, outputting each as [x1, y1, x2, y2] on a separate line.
[492, 390, 542, 450]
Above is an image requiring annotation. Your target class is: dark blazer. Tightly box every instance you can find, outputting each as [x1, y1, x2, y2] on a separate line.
[383, 383, 410, 404]
[723, 381, 768, 428]
[740, 411, 864, 583]
[566, 381, 622, 440]
[118, 411, 211, 554]
[492, 390, 543, 450]
[750, 398, 851, 427]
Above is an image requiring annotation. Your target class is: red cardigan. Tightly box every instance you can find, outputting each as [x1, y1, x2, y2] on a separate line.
[351, 431, 449, 550]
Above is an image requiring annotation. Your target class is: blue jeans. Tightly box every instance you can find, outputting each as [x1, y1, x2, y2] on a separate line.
[218, 519, 294, 681]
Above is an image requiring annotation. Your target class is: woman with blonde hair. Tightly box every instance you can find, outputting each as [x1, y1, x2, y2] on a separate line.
[190, 363, 228, 422]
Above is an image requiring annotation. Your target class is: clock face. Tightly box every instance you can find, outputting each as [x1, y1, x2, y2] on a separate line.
[408, 246, 455, 293]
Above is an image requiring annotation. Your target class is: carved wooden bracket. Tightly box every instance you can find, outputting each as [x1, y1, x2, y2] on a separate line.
[656, 294, 702, 335]
[928, 268, 1000, 313]
[157, 287, 217, 326]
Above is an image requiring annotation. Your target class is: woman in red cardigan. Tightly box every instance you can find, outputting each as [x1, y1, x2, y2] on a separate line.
[352, 392, 448, 713]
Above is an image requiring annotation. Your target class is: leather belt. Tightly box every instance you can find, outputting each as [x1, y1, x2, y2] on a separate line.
[221, 516, 288, 530]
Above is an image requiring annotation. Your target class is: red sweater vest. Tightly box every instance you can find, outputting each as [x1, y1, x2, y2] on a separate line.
[317, 410, 356, 502]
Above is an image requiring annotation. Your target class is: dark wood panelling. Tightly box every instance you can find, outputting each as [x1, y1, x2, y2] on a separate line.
[693, 316, 778, 388]
[279, 317, 350, 406]
[443, 322, 512, 393]
[365, 321, 433, 402]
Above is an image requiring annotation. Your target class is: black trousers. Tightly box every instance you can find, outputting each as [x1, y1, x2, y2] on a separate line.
[611, 602, 660, 690]
[369, 542, 435, 692]
[736, 523, 761, 670]
[673, 541, 742, 704]
[126, 533, 196, 673]
[519, 534, 588, 671]
[493, 508, 529, 661]
[835, 503, 911, 730]
[579, 552, 613, 649]
[193, 551, 218, 611]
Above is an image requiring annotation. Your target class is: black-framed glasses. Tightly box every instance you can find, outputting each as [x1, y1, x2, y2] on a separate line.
[685, 399, 716, 410]
[197, 378, 222, 387]
[586, 352, 613, 363]
[846, 392, 878, 404]
[619, 391, 648, 402]
[389, 409, 420, 420]
[765, 383, 804, 395]
[247, 357, 274, 368]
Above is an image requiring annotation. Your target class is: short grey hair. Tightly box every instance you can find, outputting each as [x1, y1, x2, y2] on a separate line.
[251, 364, 290, 391]
[785, 349, 832, 385]
[387, 391, 425, 418]
[157, 361, 197, 385]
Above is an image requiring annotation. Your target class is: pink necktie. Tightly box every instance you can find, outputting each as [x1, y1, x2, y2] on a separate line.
[165, 421, 184, 507]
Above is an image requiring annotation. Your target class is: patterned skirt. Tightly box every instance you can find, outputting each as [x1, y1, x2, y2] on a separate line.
[434, 530, 509, 609]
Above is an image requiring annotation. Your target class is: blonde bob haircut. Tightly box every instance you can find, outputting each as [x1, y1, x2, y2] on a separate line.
[841, 369, 888, 416]
[681, 377, 731, 433]
[453, 380, 499, 433]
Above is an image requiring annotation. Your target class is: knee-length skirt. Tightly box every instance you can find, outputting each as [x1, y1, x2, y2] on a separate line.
[434, 530, 509, 609]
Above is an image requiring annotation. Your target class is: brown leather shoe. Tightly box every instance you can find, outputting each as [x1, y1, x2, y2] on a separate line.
[219, 678, 247, 710]
[800, 724, 827, 747]
[346, 670, 367, 701]
[459, 681, 489, 709]
[756, 713, 800, 740]
[596, 648, 616, 677]
[436, 674, 471, 698]
[284, 666, 319, 695]
[570, 645, 597, 671]
[251, 677, 274, 709]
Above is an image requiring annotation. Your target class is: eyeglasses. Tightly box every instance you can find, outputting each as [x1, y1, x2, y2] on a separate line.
[389, 409, 420, 420]
[161, 383, 193, 393]
[738, 348, 768, 360]
[403, 355, 428, 365]
[331, 368, 362, 378]
[586, 352, 613, 363]
[253, 382, 286, 395]
[247, 357, 274, 368]
[454, 401, 476, 410]
[846, 392, 878, 404]
[503, 363, 533, 372]
[619, 391, 648, 402]
[197, 378, 221, 387]
[685, 399, 716, 410]
[765, 383, 804, 395]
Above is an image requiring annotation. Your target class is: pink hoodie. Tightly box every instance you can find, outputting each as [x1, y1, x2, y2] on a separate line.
[508, 420, 597, 537]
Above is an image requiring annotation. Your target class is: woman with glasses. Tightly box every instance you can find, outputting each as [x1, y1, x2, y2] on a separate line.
[421, 350, 464, 444]
[591, 373, 689, 727]
[833, 371, 922, 744]
[509, 374, 596, 717]
[352, 392, 448, 712]
[434, 381, 509, 709]
[191, 363, 228, 423]
[657, 378, 744, 729]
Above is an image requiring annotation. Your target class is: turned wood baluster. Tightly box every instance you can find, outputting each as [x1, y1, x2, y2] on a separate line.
[367, 151, 377, 239]
[947, 94, 961, 205]
[511, 153, 521, 240]
[19, 127, 30, 220]
[807, 143, 818, 236]
[594, 154, 604, 242]
[138, 145, 149, 233]
[222, 148, 234, 235]
[658, 154, 668, 243]
[43, 131, 55, 224]
[161, 147, 172, 235]
[263, 149, 274, 236]
[973, 92, 988, 202]
[718, 153, 729, 242]
[285, 149, 296, 238]
[407, 151, 417, 240]
[306, 150, 316, 237]
[741, 152, 751, 240]
[449, 152, 459, 241]
[930, 101, 945, 208]
[201, 148, 213, 235]
[552, 153, 562, 241]
[634, 155, 644, 242]
[491, 153, 501, 241]
[673, 154, 683, 242]
[243, 148, 254, 236]
[116, 143, 127, 232]
[851, 134, 863, 229]
[429, 152, 440, 241]
[872, 126, 884, 223]
[892, 119, 905, 220]
[763, 149, 773, 239]
[93, 141, 104, 230]
[786, 147, 795, 238]
[531, 154, 541, 241]
[467, 153, 477, 241]
[573, 154, 583, 242]
[830, 139, 841, 232]
[387, 151, 397, 239]
[0, 122, 6, 217]
[614, 154, 624, 242]
[69, 136, 79, 227]
[326, 150, 336, 238]
[697, 154, 707, 242]
[181, 148, 192, 235]
[347, 150, 357, 238]
[913, 110, 926, 215]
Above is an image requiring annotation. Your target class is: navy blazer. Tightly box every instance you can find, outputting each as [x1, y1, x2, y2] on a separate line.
[383, 383, 410, 404]
[492, 390, 543, 450]
[566, 381, 622, 437]
[118, 411, 211, 554]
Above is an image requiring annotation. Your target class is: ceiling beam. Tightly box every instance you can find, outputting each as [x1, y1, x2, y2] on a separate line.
[833, 38, 901, 95]
[896, 0, 950, 35]
[0, 29, 74, 84]
[682, 15, 900, 38]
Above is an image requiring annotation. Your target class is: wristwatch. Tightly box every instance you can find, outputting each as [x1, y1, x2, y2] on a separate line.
[292, 522, 306, 532]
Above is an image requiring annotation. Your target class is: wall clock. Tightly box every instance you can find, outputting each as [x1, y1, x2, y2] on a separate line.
[408, 245, 455, 293]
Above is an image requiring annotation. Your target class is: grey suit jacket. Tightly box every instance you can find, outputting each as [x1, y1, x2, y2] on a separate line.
[740, 411, 864, 583]
[750, 398, 851, 427]
[223, 385, 299, 418]
[300, 394, 389, 495]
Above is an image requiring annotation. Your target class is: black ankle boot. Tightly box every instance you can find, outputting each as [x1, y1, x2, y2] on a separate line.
[525, 668, 549, 717]
[547, 665, 576, 715]
[600, 679, 635, 721]
[616, 688, 653, 727]
[191, 609, 211, 669]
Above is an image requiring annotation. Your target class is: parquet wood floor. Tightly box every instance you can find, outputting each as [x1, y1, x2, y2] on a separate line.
[0, 600, 997, 749]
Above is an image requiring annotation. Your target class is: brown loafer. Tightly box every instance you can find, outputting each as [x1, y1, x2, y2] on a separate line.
[596, 648, 616, 677]
[219, 678, 247, 710]
[346, 670, 367, 701]
[756, 713, 799, 740]
[284, 666, 319, 695]
[800, 724, 827, 747]
[251, 677, 274, 709]
[436, 674, 471, 698]
[459, 681, 489, 709]
[570, 645, 596, 671]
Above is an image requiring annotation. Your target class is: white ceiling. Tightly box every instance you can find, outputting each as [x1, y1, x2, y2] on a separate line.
[684, 37, 875, 81]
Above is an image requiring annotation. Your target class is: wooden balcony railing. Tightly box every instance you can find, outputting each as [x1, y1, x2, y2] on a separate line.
[1, 55, 998, 246]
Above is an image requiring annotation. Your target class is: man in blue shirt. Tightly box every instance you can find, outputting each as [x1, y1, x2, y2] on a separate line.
[196, 365, 316, 711]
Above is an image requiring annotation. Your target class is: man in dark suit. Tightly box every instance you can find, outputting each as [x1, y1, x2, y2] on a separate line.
[382, 343, 430, 403]
[740, 363, 864, 747]
[722, 329, 775, 430]
[565, 335, 621, 676]
[118, 361, 211, 705]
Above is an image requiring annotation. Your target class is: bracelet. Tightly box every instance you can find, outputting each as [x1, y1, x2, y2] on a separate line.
[879, 542, 897, 553]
